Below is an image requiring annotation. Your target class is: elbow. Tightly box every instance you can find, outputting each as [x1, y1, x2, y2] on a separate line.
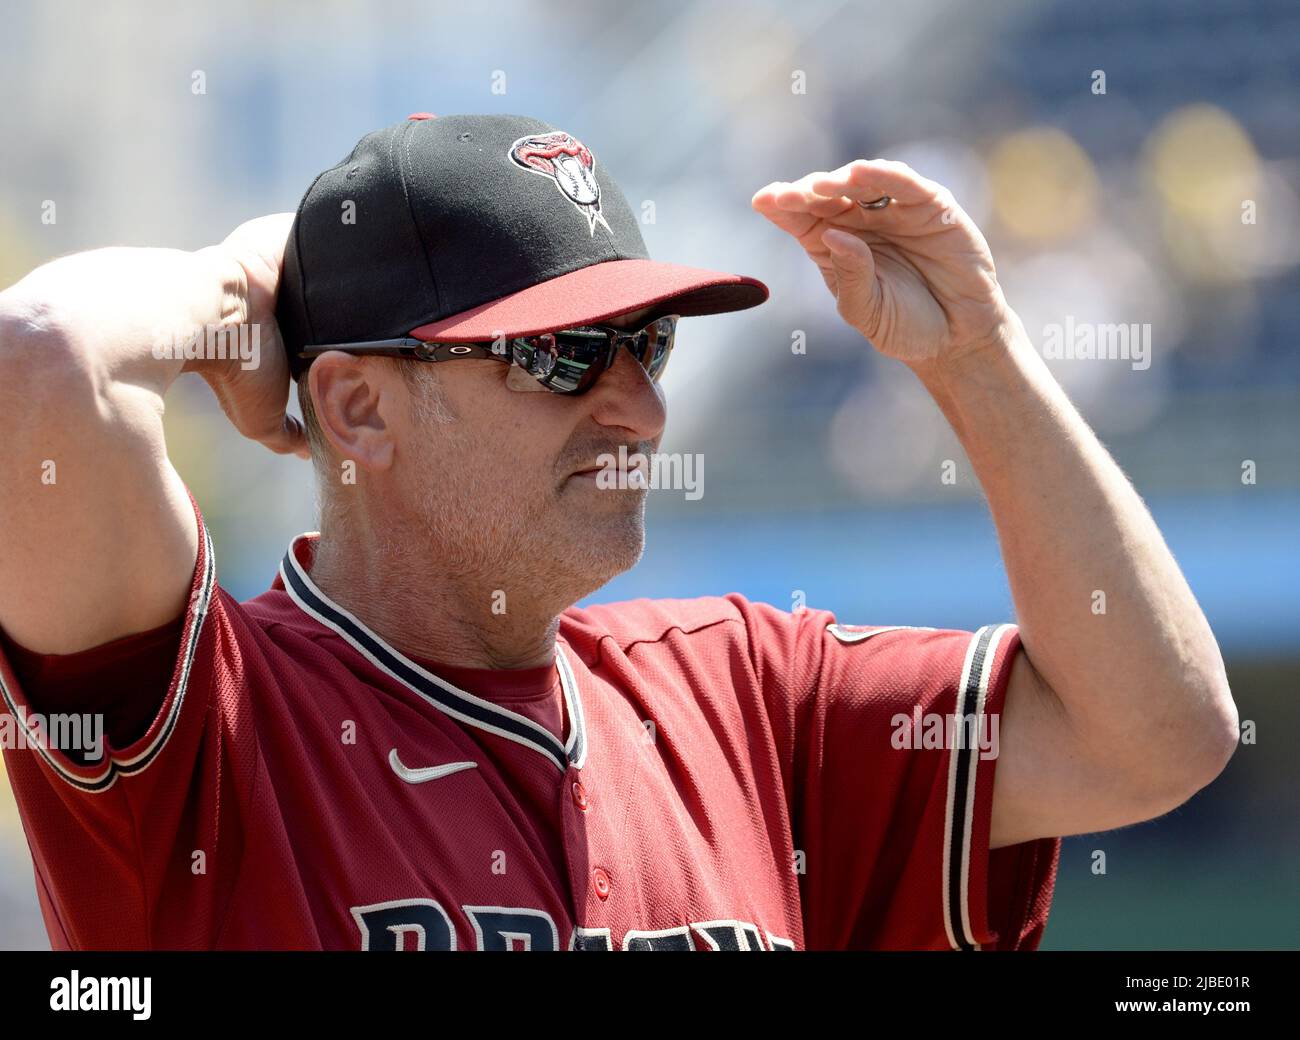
[0, 288, 57, 374]
[0, 281, 52, 339]
[0, 297, 31, 411]
[0, 288, 87, 413]
[1183, 635, 1240, 790]
[1193, 673, 1240, 789]
[1140, 673, 1240, 817]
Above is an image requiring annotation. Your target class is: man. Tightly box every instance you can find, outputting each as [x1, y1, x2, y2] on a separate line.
[0, 114, 1237, 951]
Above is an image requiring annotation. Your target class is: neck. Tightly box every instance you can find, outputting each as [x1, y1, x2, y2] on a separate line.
[307, 524, 563, 671]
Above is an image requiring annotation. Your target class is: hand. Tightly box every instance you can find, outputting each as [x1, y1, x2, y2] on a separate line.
[752, 160, 1016, 367]
[190, 213, 308, 458]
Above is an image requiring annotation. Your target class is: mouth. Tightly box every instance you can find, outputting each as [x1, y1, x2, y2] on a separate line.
[563, 466, 608, 489]
[562, 460, 650, 492]
[561, 445, 655, 492]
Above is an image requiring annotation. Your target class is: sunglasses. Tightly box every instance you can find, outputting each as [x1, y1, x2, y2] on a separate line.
[297, 315, 678, 396]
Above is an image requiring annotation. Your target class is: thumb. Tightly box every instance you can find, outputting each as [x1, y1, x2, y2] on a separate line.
[822, 228, 880, 331]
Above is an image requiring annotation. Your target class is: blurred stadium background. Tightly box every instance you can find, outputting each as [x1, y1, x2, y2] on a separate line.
[1, 0, 1296, 949]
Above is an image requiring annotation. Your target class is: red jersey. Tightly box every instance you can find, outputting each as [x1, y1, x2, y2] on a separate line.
[0, 498, 1058, 950]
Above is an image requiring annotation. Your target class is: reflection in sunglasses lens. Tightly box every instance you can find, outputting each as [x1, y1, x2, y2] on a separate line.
[508, 316, 676, 394]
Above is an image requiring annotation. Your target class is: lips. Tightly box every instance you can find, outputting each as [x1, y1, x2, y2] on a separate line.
[564, 445, 653, 485]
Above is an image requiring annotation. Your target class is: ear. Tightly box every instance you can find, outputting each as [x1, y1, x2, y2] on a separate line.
[306, 352, 397, 471]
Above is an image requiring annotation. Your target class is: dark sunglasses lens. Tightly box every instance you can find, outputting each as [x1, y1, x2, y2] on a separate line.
[512, 330, 605, 394]
[641, 316, 676, 380]
[511, 317, 677, 394]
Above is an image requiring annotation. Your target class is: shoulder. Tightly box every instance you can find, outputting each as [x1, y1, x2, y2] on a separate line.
[238, 585, 320, 635]
[560, 593, 761, 654]
[558, 593, 885, 658]
[205, 584, 367, 687]
[558, 594, 851, 695]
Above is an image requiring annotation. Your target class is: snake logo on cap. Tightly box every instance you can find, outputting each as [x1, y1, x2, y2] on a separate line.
[508, 131, 612, 236]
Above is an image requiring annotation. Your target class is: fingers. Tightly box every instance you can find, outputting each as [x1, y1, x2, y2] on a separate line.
[752, 176, 868, 266]
[222, 213, 296, 262]
[751, 182, 824, 239]
[264, 413, 311, 460]
[752, 170, 856, 230]
[236, 406, 310, 460]
[809, 159, 943, 205]
[754, 160, 954, 233]
[198, 349, 311, 461]
[222, 214, 296, 310]
[821, 228, 880, 327]
[822, 226, 873, 265]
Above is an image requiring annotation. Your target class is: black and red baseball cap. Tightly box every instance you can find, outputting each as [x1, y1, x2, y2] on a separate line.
[276, 112, 769, 380]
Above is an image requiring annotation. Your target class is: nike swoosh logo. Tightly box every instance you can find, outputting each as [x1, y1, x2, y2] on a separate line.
[826, 624, 935, 645]
[388, 748, 478, 785]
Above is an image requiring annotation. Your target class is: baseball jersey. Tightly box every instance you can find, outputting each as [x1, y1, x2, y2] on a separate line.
[0, 496, 1058, 950]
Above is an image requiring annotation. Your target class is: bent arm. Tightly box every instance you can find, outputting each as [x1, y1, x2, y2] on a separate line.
[911, 319, 1239, 848]
[0, 245, 242, 653]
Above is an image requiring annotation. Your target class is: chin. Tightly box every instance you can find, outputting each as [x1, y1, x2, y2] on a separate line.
[555, 512, 646, 598]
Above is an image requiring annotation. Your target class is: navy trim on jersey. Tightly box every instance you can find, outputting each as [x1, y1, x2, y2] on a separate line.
[942, 623, 1015, 951]
[279, 535, 585, 773]
[0, 521, 217, 794]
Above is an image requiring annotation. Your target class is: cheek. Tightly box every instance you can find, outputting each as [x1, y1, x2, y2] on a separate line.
[434, 377, 576, 493]
[443, 417, 561, 500]
[498, 400, 575, 467]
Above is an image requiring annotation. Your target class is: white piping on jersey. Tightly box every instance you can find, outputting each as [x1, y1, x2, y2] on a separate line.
[553, 638, 588, 768]
[279, 533, 587, 773]
[0, 520, 217, 794]
[941, 622, 1016, 951]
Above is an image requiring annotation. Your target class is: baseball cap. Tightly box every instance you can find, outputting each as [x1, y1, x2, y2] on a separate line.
[276, 112, 769, 380]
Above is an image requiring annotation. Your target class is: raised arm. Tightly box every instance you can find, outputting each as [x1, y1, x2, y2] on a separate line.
[0, 214, 304, 654]
[752, 161, 1239, 849]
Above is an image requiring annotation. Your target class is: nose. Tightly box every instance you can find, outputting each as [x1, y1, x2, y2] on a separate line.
[585, 346, 667, 443]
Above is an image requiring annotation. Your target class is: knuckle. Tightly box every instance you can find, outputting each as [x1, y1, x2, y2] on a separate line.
[934, 187, 959, 212]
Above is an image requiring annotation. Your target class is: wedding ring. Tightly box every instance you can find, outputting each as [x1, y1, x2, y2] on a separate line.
[859, 195, 892, 210]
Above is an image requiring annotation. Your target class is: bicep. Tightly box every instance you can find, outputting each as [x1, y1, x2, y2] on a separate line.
[991, 649, 1156, 848]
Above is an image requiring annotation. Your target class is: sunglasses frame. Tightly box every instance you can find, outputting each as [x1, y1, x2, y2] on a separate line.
[297, 314, 679, 396]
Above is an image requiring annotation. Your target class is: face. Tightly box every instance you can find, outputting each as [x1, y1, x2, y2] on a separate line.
[380, 307, 667, 600]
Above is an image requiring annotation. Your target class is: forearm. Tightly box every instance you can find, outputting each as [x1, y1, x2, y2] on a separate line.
[0, 244, 242, 399]
[911, 317, 1236, 783]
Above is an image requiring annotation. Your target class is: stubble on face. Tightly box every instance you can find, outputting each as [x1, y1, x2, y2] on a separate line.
[395, 365, 651, 609]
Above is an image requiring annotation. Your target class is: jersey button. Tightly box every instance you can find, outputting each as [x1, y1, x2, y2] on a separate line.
[571, 780, 589, 811]
[592, 867, 611, 900]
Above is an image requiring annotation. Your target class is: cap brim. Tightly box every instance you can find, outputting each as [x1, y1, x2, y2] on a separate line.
[407, 258, 768, 341]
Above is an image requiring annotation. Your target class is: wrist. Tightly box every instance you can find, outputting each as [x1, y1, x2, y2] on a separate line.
[179, 246, 251, 378]
[904, 312, 1057, 452]
[907, 310, 1035, 394]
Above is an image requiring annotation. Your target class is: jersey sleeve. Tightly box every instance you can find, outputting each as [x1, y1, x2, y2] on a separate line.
[0, 492, 259, 949]
[732, 595, 1059, 950]
[0, 615, 185, 753]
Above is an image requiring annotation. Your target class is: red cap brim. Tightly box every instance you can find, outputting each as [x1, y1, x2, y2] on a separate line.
[407, 258, 768, 341]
